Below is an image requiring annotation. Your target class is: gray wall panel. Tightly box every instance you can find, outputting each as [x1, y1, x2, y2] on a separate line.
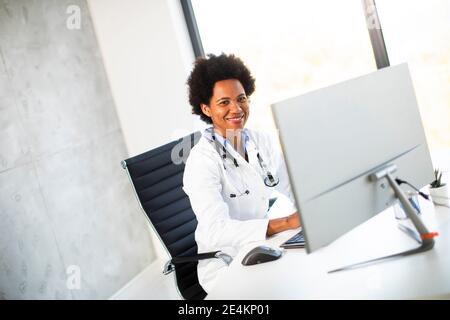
[0, 0, 155, 299]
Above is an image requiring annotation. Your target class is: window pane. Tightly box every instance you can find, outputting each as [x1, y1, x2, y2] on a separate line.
[376, 0, 450, 154]
[192, 0, 376, 131]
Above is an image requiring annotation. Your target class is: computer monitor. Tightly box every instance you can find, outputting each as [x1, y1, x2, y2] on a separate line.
[271, 63, 435, 257]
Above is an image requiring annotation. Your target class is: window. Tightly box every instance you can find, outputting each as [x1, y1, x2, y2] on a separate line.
[190, 0, 376, 132]
[375, 0, 450, 154]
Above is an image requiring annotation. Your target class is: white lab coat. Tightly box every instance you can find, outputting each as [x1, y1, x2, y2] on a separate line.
[182, 128, 297, 293]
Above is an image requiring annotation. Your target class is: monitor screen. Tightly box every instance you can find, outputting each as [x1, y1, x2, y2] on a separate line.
[271, 63, 434, 253]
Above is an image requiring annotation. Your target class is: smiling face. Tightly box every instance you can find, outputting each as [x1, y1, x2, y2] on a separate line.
[200, 79, 250, 138]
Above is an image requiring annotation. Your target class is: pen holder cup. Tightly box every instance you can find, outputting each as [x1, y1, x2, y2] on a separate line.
[393, 191, 421, 220]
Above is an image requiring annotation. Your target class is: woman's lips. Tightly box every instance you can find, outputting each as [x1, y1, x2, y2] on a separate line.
[226, 114, 244, 124]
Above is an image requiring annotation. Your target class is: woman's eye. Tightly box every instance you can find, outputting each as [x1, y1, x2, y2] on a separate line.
[219, 100, 229, 106]
[238, 97, 247, 103]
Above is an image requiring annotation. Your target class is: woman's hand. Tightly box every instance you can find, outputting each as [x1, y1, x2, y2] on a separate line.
[266, 212, 301, 237]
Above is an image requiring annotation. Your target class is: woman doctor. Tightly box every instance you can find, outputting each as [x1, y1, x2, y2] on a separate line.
[183, 53, 300, 293]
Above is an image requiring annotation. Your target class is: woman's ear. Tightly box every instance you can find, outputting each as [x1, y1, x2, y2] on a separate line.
[201, 104, 211, 118]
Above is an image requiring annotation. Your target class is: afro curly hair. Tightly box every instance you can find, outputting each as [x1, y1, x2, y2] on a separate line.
[187, 53, 256, 124]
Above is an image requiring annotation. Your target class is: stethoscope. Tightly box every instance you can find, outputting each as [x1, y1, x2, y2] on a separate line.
[209, 130, 279, 198]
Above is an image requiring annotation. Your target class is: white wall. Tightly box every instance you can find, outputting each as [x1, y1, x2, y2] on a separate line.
[87, 0, 203, 261]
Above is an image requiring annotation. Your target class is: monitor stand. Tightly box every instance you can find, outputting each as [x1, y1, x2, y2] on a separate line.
[328, 164, 438, 273]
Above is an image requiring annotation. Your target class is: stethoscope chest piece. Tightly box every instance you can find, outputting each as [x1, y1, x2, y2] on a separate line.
[264, 174, 280, 187]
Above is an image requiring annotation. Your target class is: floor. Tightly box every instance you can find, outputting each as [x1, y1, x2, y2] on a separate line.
[110, 259, 180, 300]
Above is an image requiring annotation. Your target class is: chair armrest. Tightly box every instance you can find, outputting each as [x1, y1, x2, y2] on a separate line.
[171, 251, 219, 264]
[163, 251, 233, 275]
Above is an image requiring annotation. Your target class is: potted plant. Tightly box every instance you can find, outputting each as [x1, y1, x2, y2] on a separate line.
[429, 168, 449, 206]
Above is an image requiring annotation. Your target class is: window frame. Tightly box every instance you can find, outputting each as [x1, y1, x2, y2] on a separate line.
[180, 0, 205, 58]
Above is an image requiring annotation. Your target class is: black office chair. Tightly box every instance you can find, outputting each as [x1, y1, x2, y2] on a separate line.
[121, 132, 232, 300]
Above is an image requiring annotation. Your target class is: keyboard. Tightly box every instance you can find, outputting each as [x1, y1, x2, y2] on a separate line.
[280, 230, 305, 248]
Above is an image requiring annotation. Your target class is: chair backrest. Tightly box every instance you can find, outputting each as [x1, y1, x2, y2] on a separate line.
[121, 132, 205, 300]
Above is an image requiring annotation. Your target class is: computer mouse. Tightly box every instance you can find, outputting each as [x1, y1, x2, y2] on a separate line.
[241, 245, 283, 266]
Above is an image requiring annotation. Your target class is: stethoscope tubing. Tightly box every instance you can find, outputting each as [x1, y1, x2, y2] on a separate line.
[210, 131, 280, 189]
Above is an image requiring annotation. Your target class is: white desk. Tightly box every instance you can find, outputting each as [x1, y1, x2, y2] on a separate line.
[207, 198, 450, 299]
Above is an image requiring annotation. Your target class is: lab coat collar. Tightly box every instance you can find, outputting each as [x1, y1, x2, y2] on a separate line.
[203, 127, 250, 150]
[203, 127, 251, 162]
[203, 127, 264, 176]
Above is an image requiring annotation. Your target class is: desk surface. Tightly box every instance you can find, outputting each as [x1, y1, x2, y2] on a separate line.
[207, 198, 450, 299]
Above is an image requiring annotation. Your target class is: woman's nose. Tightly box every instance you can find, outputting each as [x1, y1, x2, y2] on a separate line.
[229, 100, 242, 112]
